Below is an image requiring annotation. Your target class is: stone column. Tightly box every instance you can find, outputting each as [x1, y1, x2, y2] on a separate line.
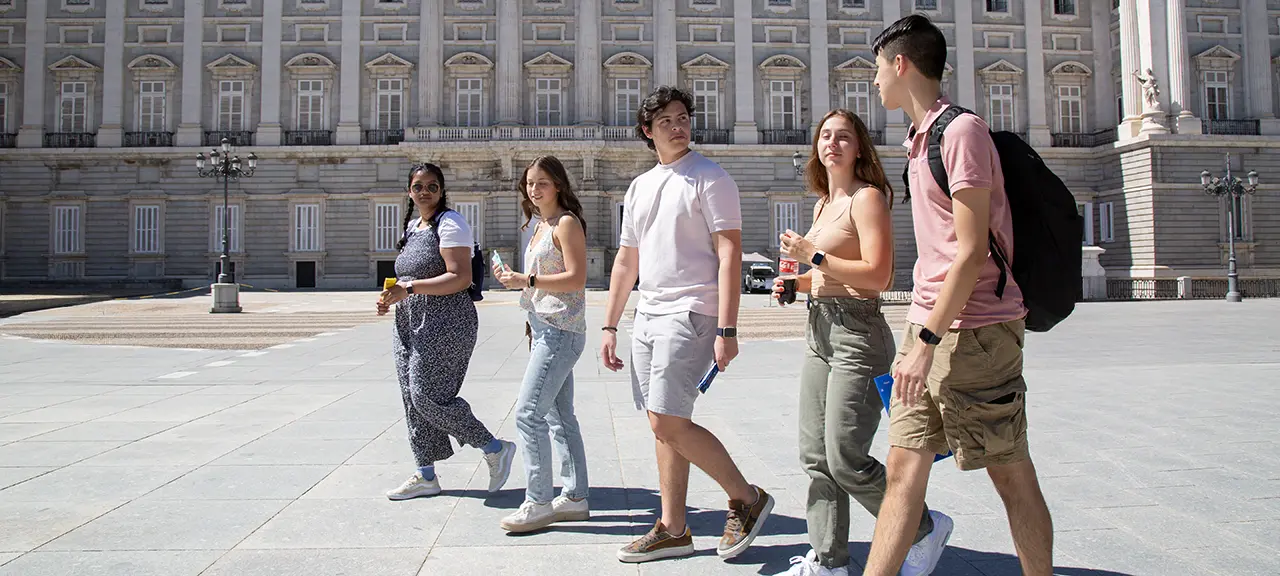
[732, 0, 757, 143]
[419, 0, 442, 126]
[1091, 0, 1116, 131]
[1137, 0, 1170, 134]
[808, 0, 829, 129]
[1165, 0, 1199, 133]
[1025, 0, 1050, 146]
[16, 0, 46, 147]
[258, 0, 284, 145]
[335, 0, 362, 144]
[1117, 0, 1143, 139]
[1244, 0, 1279, 133]
[97, 0, 126, 147]
[654, 0, 678, 87]
[175, 0, 205, 146]
[496, 0, 522, 124]
[882, 0, 907, 143]
[954, 0, 975, 108]
[575, 0, 602, 125]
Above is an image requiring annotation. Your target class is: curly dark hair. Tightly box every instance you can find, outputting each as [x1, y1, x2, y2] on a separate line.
[634, 85, 696, 151]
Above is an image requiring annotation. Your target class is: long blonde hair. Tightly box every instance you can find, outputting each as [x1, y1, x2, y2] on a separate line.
[803, 109, 894, 206]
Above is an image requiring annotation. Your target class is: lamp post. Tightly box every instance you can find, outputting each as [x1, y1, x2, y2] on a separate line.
[792, 151, 804, 175]
[1200, 152, 1258, 303]
[196, 137, 257, 313]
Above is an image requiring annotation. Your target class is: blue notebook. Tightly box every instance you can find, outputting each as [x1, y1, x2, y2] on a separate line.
[874, 373, 953, 463]
[698, 364, 719, 393]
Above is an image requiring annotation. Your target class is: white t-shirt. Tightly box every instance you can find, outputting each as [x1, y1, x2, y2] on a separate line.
[619, 150, 742, 316]
[411, 211, 474, 257]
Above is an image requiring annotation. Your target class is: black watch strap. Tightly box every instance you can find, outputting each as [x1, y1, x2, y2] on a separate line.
[918, 327, 942, 346]
[717, 327, 736, 338]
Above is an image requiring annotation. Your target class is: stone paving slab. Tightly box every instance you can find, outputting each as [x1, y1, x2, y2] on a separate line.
[1, 295, 1279, 575]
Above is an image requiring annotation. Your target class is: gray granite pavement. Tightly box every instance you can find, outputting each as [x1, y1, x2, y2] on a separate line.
[1, 293, 1278, 575]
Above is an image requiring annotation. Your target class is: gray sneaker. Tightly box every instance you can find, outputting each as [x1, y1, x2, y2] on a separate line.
[483, 439, 517, 493]
[385, 472, 441, 501]
[900, 511, 954, 576]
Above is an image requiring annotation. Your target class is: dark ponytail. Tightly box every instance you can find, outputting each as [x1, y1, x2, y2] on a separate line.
[396, 163, 449, 251]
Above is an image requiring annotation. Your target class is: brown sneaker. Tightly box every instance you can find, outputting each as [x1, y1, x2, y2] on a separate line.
[717, 485, 775, 559]
[616, 520, 695, 563]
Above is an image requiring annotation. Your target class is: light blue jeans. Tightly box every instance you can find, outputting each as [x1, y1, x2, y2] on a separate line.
[516, 313, 589, 504]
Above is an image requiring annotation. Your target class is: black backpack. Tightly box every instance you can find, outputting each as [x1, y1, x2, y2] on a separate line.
[902, 106, 1082, 332]
[425, 210, 486, 302]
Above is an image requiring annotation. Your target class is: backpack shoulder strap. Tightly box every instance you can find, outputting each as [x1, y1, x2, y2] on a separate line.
[926, 105, 972, 198]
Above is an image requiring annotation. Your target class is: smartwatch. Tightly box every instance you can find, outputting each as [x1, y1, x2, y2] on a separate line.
[918, 327, 942, 346]
[716, 327, 737, 338]
[810, 250, 826, 266]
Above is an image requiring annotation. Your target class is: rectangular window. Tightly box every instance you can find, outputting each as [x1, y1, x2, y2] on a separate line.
[60, 81, 88, 133]
[455, 201, 481, 242]
[1198, 16, 1227, 34]
[1099, 201, 1115, 243]
[1078, 202, 1094, 246]
[297, 24, 328, 42]
[611, 24, 642, 42]
[0, 83, 9, 133]
[844, 81, 871, 127]
[534, 24, 565, 42]
[988, 84, 1014, 131]
[296, 80, 325, 131]
[454, 24, 486, 41]
[765, 27, 795, 44]
[986, 0, 1008, 12]
[138, 80, 166, 132]
[772, 201, 799, 248]
[139, 25, 171, 43]
[613, 201, 625, 248]
[915, 0, 938, 10]
[691, 25, 720, 43]
[840, 29, 868, 45]
[692, 79, 719, 130]
[377, 78, 404, 129]
[456, 78, 484, 127]
[1053, 0, 1074, 16]
[1204, 71, 1228, 120]
[841, 0, 866, 8]
[374, 202, 401, 251]
[375, 24, 406, 42]
[1231, 197, 1246, 240]
[1052, 34, 1080, 51]
[1058, 85, 1082, 133]
[217, 25, 249, 43]
[213, 204, 242, 252]
[53, 205, 82, 254]
[615, 78, 641, 126]
[770, 80, 796, 130]
[218, 80, 245, 131]
[61, 26, 92, 44]
[535, 78, 562, 126]
[294, 204, 321, 252]
[133, 205, 161, 254]
[985, 32, 1013, 49]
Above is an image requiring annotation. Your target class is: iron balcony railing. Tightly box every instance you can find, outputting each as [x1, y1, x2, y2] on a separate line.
[363, 129, 404, 145]
[283, 130, 333, 146]
[693, 129, 732, 144]
[204, 131, 252, 146]
[760, 129, 809, 145]
[1203, 119, 1260, 136]
[0, 133, 15, 148]
[44, 132, 96, 148]
[123, 131, 175, 147]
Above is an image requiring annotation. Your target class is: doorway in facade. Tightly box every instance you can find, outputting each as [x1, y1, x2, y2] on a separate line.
[376, 260, 396, 288]
[296, 261, 317, 289]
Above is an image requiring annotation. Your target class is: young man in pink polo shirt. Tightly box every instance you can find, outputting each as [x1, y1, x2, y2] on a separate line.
[861, 15, 1054, 576]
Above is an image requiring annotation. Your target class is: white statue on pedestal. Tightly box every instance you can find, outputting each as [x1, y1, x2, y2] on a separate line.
[1133, 68, 1169, 134]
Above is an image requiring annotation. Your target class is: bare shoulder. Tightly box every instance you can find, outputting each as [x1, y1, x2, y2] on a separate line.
[850, 186, 889, 212]
[554, 213, 586, 236]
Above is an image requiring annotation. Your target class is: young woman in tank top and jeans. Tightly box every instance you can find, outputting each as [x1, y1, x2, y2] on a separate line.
[492, 156, 591, 533]
[771, 110, 952, 576]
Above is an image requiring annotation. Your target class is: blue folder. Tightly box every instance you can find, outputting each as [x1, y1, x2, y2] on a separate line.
[874, 373, 953, 463]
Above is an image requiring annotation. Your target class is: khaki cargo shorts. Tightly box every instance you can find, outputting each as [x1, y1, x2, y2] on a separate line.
[887, 319, 1030, 471]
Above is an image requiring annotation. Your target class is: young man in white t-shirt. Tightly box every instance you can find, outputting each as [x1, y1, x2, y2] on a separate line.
[601, 86, 775, 563]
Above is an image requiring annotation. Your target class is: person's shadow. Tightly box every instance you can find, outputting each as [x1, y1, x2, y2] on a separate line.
[733, 541, 1136, 576]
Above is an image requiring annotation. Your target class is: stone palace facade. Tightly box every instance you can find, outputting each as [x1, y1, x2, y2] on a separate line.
[0, 0, 1277, 293]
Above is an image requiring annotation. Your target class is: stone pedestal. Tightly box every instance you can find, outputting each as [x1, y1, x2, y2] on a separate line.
[96, 126, 123, 147]
[335, 123, 363, 146]
[1259, 118, 1280, 135]
[586, 247, 605, 288]
[1175, 114, 1202, 134]
[732, 123, 758, 145]
[1082, 246, 1107, 300]
[1139, 112, 1169, 135]
[211, 282, 242, 313]
[257, 123, 283, 146]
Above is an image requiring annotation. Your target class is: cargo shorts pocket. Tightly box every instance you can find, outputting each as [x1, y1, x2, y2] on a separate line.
[940, 378, 1028, 467]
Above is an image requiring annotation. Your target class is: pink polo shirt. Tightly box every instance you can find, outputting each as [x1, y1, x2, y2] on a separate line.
[904, 99, 1026, 329]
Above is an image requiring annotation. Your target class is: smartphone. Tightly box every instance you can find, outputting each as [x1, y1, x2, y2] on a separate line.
[491, 250, 504, 271]
[698, 363, 719, 393]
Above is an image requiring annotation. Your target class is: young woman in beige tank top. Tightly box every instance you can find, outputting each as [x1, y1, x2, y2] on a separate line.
[770, 110, 948, 576]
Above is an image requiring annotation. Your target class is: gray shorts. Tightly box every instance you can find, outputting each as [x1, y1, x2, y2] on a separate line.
[630, 310, 718, 419]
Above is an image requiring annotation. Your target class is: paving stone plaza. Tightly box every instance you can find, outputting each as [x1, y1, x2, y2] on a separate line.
[0, 292, 1278, 575]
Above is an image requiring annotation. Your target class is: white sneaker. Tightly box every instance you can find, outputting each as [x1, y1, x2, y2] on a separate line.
[483, 439, 517, 493]
[385, 472, 441, 500]
[900, 510, 954, 576]
[500, 500, 555, 533]
[551, 495, 589, 522]
[773, 550, 848, 576]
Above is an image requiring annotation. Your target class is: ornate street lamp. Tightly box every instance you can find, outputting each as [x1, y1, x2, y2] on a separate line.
[1200, 152, 1258, 303]
[792, 151, 804, 175]
[196, 137, 257, 313]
